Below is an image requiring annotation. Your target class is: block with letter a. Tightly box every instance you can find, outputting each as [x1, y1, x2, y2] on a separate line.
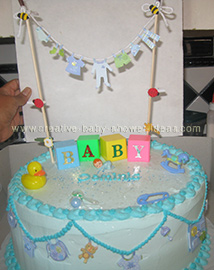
[128, 135, 150, 162]
[77, 135, 100, 162]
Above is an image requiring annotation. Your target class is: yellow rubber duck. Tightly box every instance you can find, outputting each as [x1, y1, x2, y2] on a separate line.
[21, 161, 46, 190]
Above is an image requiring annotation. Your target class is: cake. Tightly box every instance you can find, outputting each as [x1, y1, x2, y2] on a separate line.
[5, 139, 211, 270]
[6, 1, 210, 269]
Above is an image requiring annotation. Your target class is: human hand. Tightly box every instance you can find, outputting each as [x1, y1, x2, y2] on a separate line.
[0, 79, 32, 142]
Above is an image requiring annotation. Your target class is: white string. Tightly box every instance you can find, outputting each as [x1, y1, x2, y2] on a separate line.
[29, 13, 147, 63]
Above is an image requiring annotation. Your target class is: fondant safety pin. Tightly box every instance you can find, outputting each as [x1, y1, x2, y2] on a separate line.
[137, 192, 169, 205]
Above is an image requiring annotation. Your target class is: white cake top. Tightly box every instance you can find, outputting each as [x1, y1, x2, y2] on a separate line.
[26, 148, 190, 210]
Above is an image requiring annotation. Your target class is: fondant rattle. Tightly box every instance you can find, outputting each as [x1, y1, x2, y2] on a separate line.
[70, 190, 99, 208]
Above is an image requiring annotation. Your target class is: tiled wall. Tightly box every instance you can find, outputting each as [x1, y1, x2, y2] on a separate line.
[183, 67, 214, 136]
[183, 29, 214, 136]
[0, 38, 18, 86]
[184, 67, 214, 114]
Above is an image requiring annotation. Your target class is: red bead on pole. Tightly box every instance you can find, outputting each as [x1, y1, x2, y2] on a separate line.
[148, 88, 159, 98]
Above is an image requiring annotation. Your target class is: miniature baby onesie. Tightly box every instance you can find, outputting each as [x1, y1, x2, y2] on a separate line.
[117, 252, 141, 270]
[66, 54, 85, 76]
[91, 59, 113, 89]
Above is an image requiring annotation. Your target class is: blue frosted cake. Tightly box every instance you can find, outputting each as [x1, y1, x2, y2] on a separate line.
[5, 140, 210, 270]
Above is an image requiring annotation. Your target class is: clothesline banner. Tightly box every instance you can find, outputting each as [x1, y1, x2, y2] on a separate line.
[14, 1, 174, 90]
[12, 0, 183, 141]
[15, 1, 173, 61]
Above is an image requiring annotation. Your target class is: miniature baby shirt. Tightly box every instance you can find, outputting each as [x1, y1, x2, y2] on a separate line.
[91, 59, 113, 89]
[66, 54, 85, 76]
[130, 44, 141, 57]
[36, 27, 50, 42]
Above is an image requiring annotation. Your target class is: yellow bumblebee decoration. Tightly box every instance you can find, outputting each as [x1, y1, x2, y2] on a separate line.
[142, 0, 173, 28]
[149, 4, 159, 15]
[17, 12, 29, 21]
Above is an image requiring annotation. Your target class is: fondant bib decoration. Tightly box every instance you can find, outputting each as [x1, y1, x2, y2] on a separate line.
[46, 240, 70, 261]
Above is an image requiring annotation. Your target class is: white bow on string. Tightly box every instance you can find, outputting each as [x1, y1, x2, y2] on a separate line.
[13, 7, 39, 38]
[13, 6, 27, 38]
[141, 0, 173, 28]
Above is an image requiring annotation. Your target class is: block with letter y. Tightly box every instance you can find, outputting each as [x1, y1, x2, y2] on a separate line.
[128, 134, 150, 162]
[100, 134, 127, 161]
[54, 140, 80, 170]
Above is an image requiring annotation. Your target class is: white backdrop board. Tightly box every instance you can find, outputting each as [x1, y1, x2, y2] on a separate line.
[12, 0, 183, 141]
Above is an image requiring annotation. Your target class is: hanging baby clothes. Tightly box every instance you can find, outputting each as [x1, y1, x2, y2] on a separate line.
[114, 51, 131, 68]
[117, 252, 141, 270]
[130, 43, 141, 57]
[139, 28, 160, 50]
[91, 59, 113, 89]
[66, 54, 85, 76]
[36, 27, 50, 42]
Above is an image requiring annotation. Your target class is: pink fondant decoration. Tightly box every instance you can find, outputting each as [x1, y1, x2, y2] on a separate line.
[128, 135, 151, 162]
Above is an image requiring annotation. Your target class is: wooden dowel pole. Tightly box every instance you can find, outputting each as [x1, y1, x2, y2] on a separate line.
[26, 18, 54, 163]
[147, 14, 159, 135]
[18, 0, 25, 6]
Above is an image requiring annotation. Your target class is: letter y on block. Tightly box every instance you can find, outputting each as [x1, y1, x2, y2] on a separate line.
[133, 145, 145, 158]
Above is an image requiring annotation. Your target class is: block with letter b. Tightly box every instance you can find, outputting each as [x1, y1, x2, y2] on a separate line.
[77, 135, 100, 162]
[100, 134, 127, 161]
[128, 135, 150, 162]
[54, 140, 80, 170]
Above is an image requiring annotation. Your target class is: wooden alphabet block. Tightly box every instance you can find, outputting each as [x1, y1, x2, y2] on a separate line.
[54, 140, 80, 170]
[128, 135, 150, 162]
[100, 134, 127, 161]
[77, 135, 100, 162]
